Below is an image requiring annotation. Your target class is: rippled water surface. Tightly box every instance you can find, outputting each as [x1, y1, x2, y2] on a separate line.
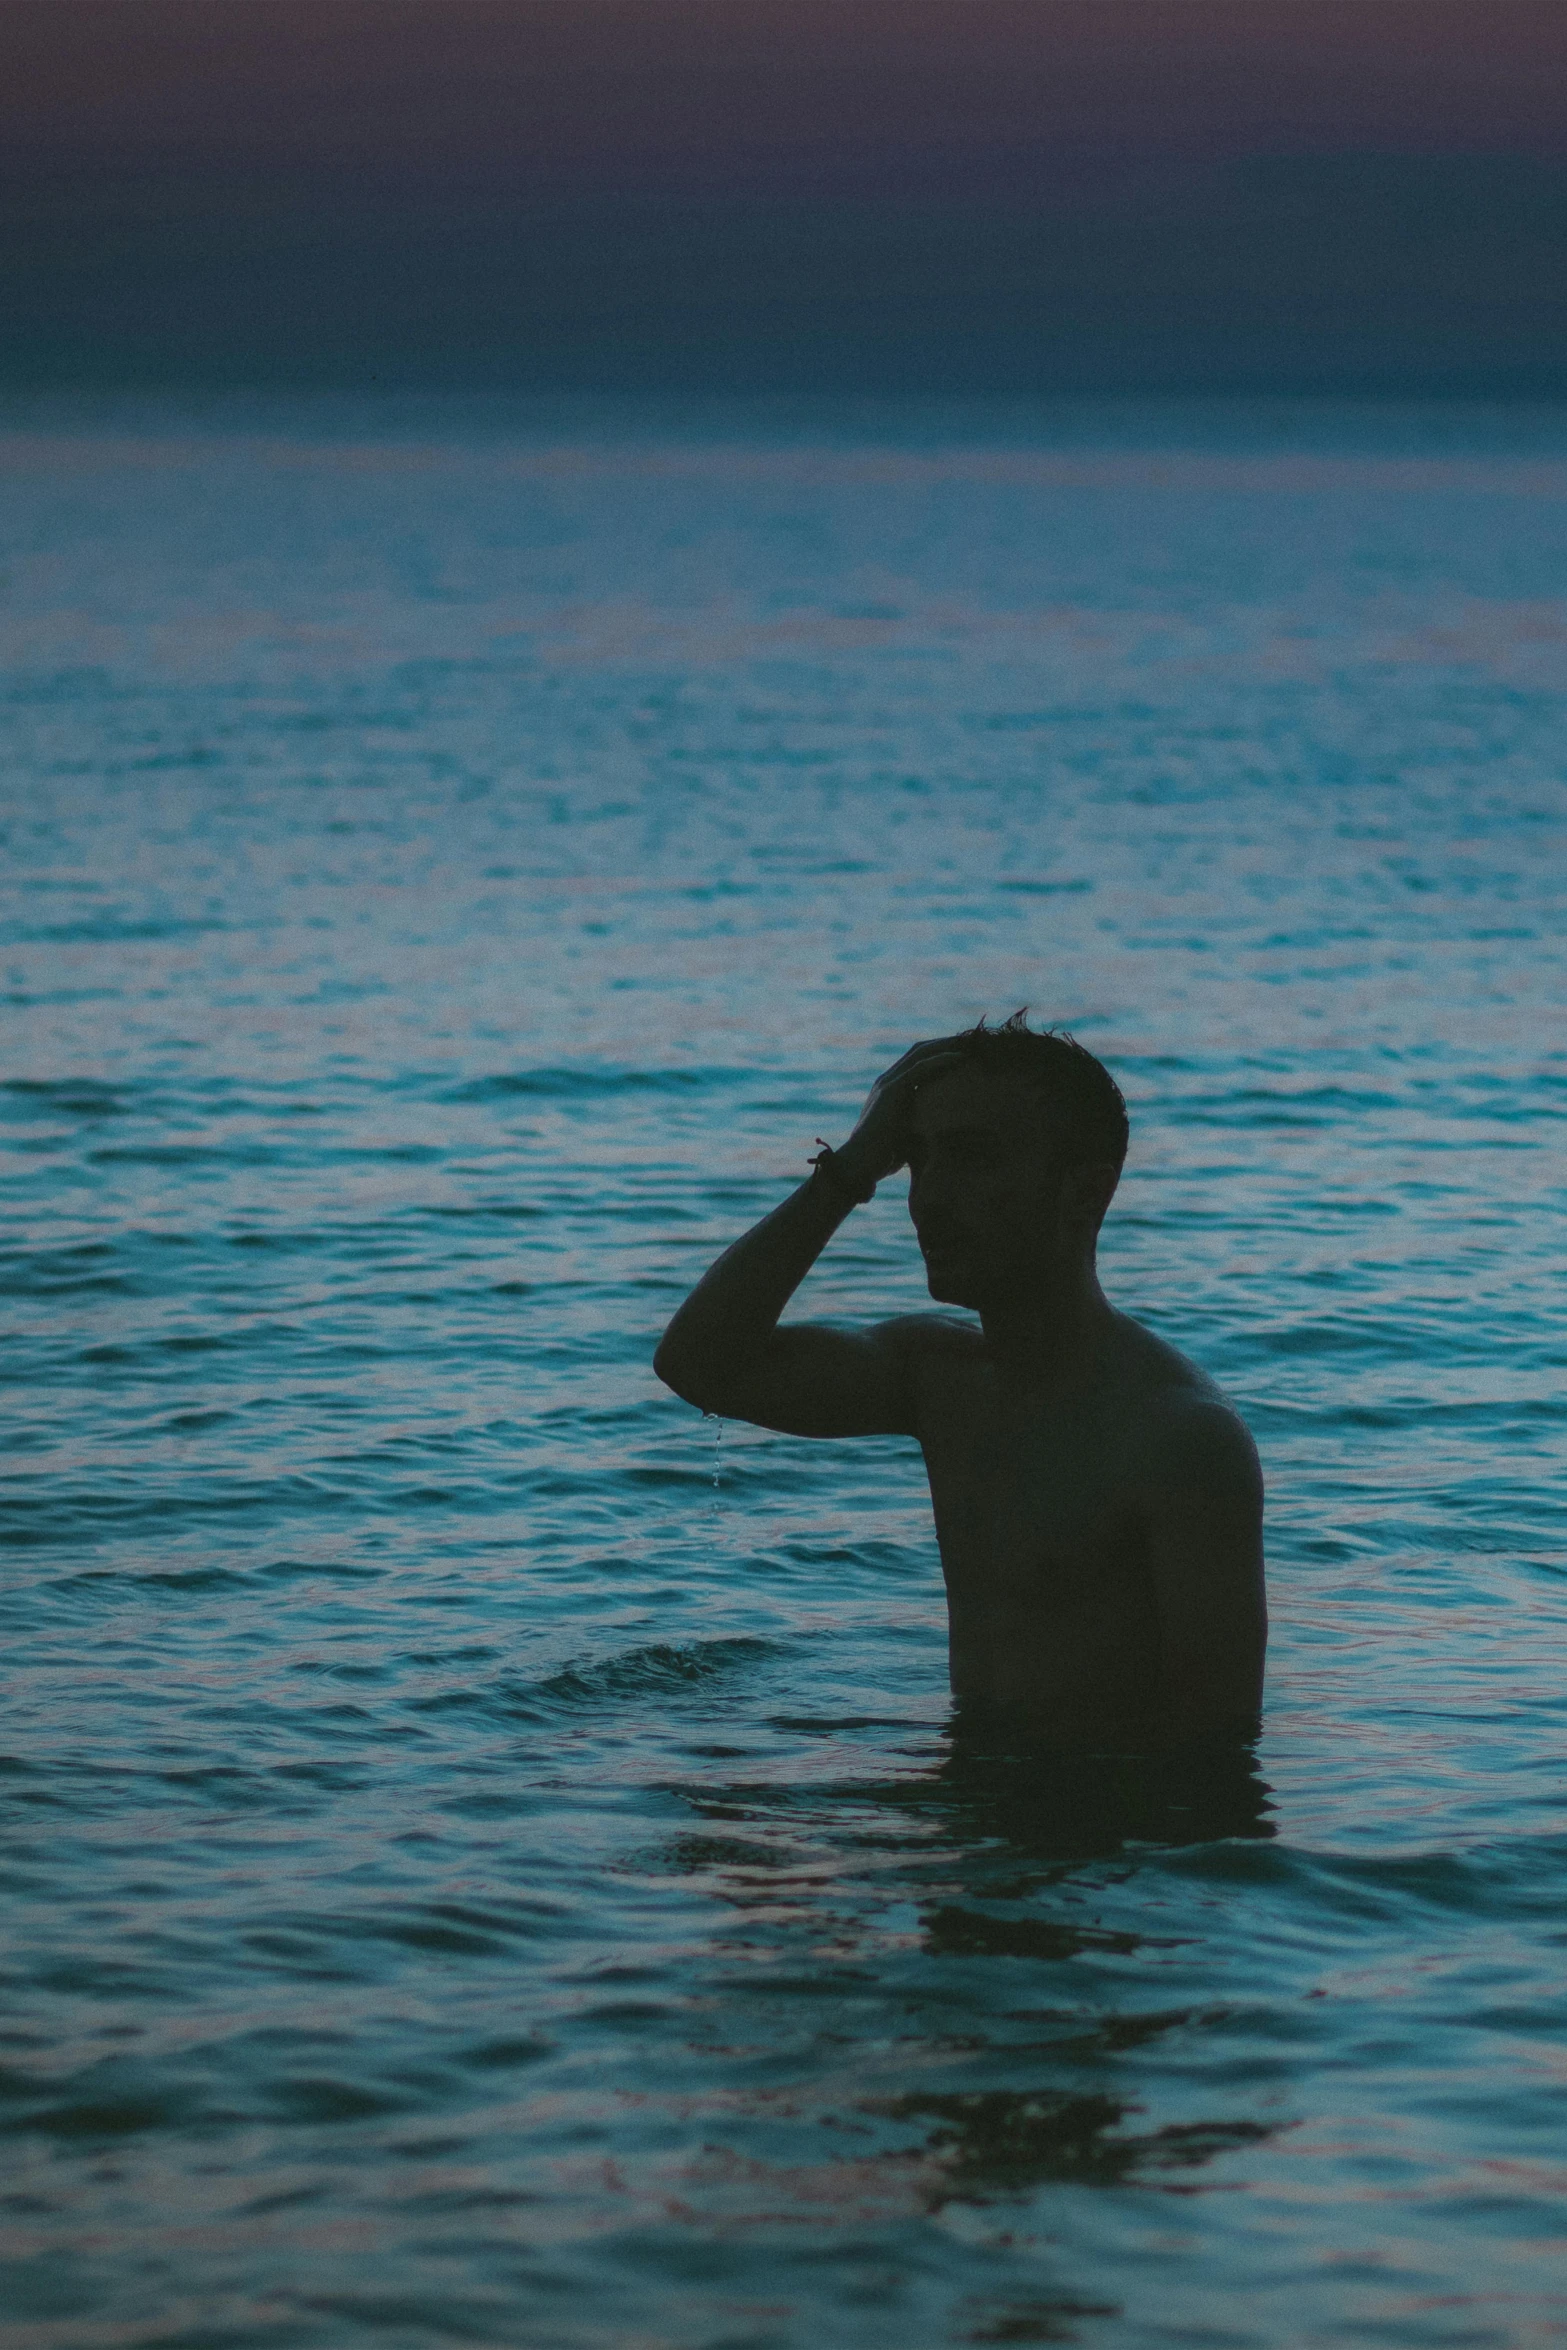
[3, 398, 1567, 2348]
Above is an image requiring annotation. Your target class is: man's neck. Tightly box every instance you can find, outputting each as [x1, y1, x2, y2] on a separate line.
[976, 1261, 1116, 1395]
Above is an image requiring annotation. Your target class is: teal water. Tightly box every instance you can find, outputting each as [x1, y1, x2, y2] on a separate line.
[3, 399, 1567, 2348]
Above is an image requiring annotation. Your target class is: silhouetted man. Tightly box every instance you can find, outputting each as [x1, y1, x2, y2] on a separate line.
[654, 1017, 1266, 1749]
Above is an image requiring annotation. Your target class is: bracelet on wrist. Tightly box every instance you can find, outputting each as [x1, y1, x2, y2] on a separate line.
[807, 1139, 877, 1206]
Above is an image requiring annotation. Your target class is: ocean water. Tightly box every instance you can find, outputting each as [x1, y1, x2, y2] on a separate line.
[2, 396, 1567, 2349]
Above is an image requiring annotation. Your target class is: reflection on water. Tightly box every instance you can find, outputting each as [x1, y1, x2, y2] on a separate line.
[653, 1734, 1280, 2284]
[927, 1727, 1277, 1861]
[879, 2087, 1272, 2204]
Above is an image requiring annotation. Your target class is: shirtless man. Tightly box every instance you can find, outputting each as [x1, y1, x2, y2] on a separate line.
[654, 1018, 1266, 1750]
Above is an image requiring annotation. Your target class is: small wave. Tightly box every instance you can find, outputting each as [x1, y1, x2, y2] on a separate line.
[265, 2074, 412, 2124]
[454, 2033, 552, 2073]
[0, 2058, 210, 2143]
[1259, 1836, 1567, 1921]
[444, 1064, 750, 1103]
[354, 1894, 576, 1960]
[0, 1472, 355, 1547]
[0, 1078, 130, 1120]
[88, 1143, 300, 1167]
[257, 1555, 382, 1583]
[925, 1904, 1143, 1961]
[1167, 1084, 1401, 1127]
[413, 1635, 777, 1724]
[2, 917, 228, 946]
[0, 1242, 137, 1298]
[1253, 1319, 1420, 1360]
[539, 1635, 775, 1705]
[139, 1564, 250, 1592]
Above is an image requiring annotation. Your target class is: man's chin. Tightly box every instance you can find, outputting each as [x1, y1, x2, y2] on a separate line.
[923, 1256, 980, 1308]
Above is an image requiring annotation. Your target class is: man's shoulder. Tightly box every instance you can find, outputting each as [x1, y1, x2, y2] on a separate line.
[864, 1313, 986, 1401]
[1110, 1316, 1261, 1490]
[1145, 1386, 1261, 1478]
[872, 1312, 985, 1361]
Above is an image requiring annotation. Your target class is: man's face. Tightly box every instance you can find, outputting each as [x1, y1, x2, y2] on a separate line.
[905, 1065, 1069, 1308]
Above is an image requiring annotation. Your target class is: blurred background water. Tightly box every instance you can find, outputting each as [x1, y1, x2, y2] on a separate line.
[2, 394, 1566, 2349]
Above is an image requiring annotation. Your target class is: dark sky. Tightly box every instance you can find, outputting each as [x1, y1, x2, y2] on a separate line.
[5, 0, 1567, 396]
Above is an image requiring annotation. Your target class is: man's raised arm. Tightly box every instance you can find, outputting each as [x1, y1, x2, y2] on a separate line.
[652, 1040, 961, 1439]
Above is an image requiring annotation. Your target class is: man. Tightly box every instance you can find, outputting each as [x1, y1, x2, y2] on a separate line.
[654, 1016, 1266, 1750]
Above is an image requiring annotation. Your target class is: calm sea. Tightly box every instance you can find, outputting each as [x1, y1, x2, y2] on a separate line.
[3, 396, 1566, 2349]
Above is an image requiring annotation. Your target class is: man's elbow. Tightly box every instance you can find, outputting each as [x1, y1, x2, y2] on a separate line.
[652, 1334, 715, 1411]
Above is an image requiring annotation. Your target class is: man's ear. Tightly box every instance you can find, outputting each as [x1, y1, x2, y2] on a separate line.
[1059, 1160, 1119, 1235]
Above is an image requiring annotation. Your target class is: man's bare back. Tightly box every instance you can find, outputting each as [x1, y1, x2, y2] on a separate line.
[655, 1021, 1265, 1750]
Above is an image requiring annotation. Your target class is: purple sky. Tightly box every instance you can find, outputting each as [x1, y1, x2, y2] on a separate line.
[5, 1, 1565, 395]
[8, 0, 1567, 197]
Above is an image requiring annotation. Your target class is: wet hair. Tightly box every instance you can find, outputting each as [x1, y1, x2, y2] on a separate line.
[955, 1012, 1129, 1179]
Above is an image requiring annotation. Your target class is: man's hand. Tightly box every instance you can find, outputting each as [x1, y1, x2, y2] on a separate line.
[833, 1038, 967, 1193]
[654, 1037, 965, 1435]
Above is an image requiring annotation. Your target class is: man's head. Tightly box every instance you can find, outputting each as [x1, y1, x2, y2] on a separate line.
[905, 1015, 1128, 1310]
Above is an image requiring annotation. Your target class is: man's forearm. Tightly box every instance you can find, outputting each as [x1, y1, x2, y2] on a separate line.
[653, 1162, 867, 1403]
